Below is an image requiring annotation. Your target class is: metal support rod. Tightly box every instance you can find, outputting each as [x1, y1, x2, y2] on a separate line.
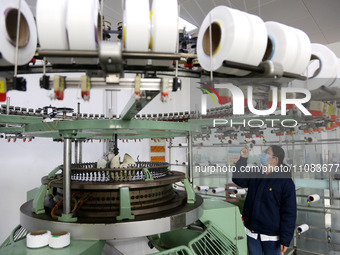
[187, 133, 193, 184]
[43, 57, 46, 75]
[63, 138, 72, 215]
[14, 0, 22, 77]
[100, 0, 104, 42]
[75, 141, 82, 164]
[223, 60, 265, 73]
[77, 102, 80, 120]
[180, 53, 197, 59]
[37, 50, 181, 60]
[312, 138, 340, 142]
[329, 171, 334, 206]
[114, 134, 118, 156]
[47, 77, 175, 91]
[123, 52, 181, 60]
[321, 85, 336, 95]
[6, 97, 10, 115]
[120, 91, 159, 120]
[298, 204, 340, 211]
[328, 149, 334, 205]
[37, 50, 98, 58]
[168, 141, 172, 170]
[222, 60, 307, 80]
[283, 71, 307, 80]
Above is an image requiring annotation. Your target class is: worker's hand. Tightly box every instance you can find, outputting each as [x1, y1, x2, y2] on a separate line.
[240, 145, 249, 158]
[280, 245, 288, 254]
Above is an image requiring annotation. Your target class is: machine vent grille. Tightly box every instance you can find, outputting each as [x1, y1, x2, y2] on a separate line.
[188, 223, 238, 255]
[0, 225, 28, 248]
[153, 223, 239, 255]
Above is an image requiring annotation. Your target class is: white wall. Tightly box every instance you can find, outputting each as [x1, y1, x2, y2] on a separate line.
[0, 73, 105, 243]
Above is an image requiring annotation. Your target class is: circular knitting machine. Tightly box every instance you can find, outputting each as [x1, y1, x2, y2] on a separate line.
[16, 114, 202, 240]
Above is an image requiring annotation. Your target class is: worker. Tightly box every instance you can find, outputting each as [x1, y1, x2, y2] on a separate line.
[232, 145, 297, 255]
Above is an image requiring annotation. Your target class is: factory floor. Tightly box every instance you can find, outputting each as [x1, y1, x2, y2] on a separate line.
[293, 251, 340, 254]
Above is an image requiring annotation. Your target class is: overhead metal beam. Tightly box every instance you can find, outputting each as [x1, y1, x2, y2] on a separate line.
[121, 91, 159, 120]
[36, 50, 182, 60]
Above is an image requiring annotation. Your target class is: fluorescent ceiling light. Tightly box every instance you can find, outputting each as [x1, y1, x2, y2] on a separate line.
[178, 17, 197, 32]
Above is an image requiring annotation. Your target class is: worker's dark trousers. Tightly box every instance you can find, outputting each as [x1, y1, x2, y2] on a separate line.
[247, 235, 281, 255]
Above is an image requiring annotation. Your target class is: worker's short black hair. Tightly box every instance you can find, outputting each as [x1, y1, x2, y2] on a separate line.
[271, 145, 285, 166]
[270, 145, 291, 176]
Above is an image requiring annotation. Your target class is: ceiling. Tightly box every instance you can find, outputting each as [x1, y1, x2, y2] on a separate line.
[26, 0, 340, 45]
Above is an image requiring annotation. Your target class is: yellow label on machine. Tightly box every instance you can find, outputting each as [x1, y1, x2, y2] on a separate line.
[0, 80, 6, 93]
[151, 156, 165, 162]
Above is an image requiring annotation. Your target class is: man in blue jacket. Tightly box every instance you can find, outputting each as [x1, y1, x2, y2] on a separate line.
[232, 145, 297, 255]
